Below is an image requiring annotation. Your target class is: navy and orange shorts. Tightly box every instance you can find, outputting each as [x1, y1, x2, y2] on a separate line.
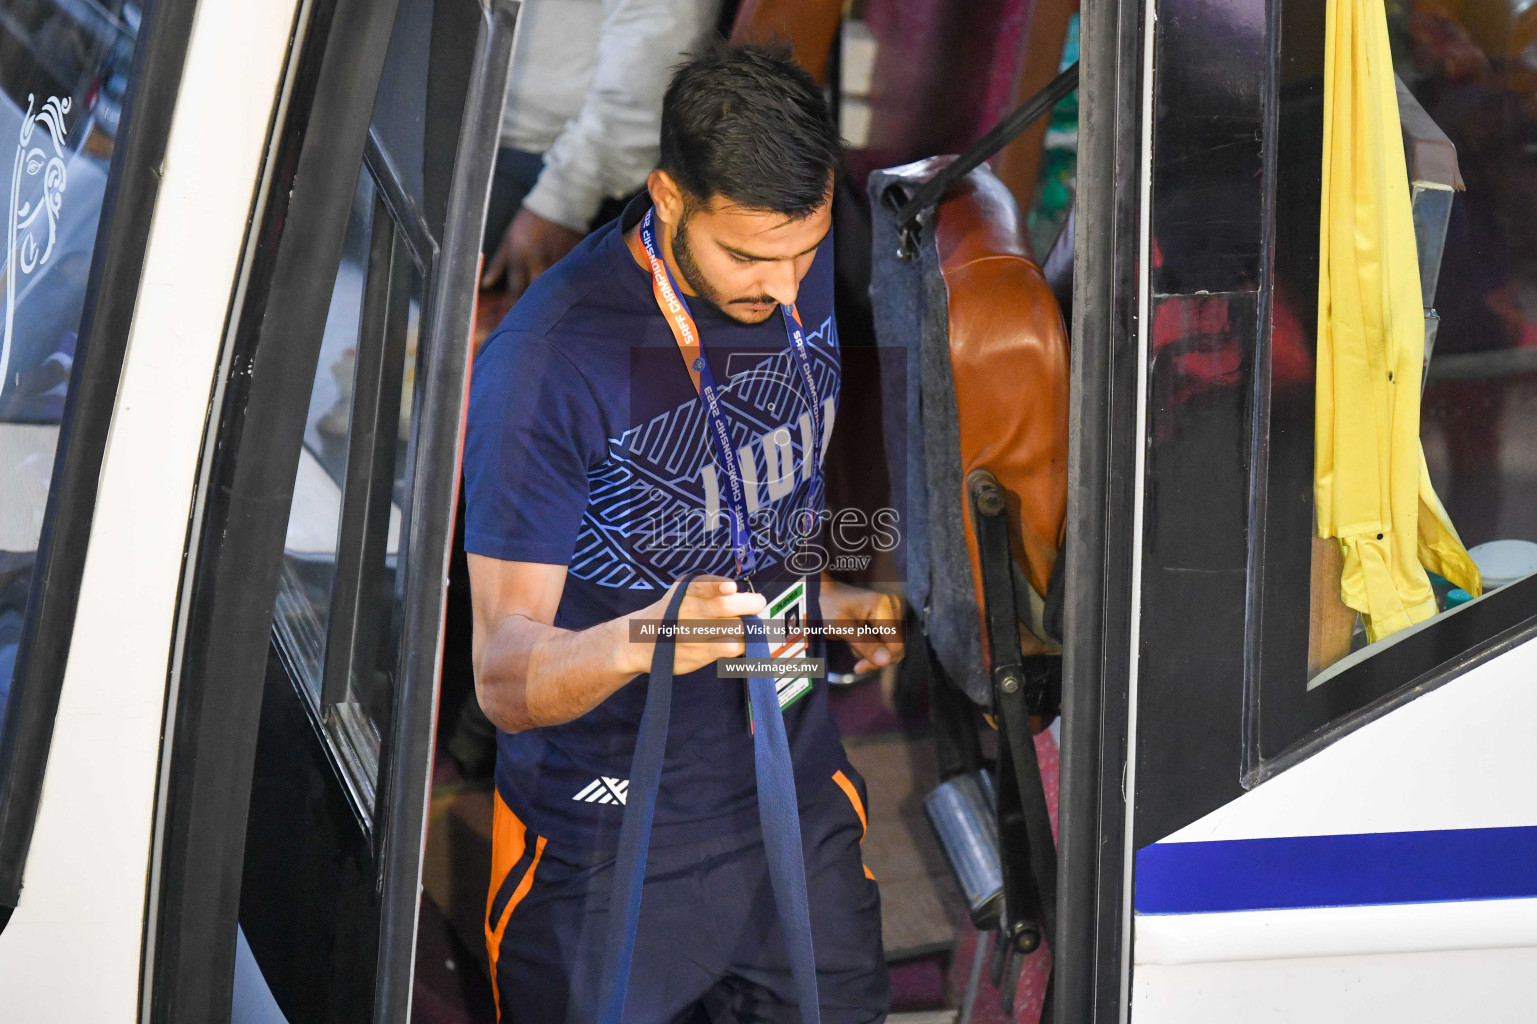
[485, 769, 889, 1023]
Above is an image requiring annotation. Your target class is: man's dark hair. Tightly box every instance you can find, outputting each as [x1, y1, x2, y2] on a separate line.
[659, 43, 842, 218]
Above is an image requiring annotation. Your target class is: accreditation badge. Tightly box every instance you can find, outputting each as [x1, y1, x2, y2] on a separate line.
[754, 576, 813, 712]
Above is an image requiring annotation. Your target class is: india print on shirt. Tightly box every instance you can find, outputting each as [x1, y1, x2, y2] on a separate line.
[568, 314, 840, 590]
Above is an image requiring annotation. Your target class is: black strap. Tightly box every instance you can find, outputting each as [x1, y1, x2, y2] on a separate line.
[596, 571, 702, 1022]
[597, 573, 820, 1023]
[968, 470, 1059, 977]
[996, 673, 1058, 947]
[889, 61, 1080, 256]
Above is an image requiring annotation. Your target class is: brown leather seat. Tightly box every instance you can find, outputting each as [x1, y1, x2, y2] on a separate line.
[918, 156, 1071, 649]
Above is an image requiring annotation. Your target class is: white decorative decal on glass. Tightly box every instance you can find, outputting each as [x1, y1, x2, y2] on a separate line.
[2, 95, 72, 398]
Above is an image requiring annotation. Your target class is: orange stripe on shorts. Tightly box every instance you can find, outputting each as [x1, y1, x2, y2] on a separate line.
[485, 792, 546, 1021]
[832, 769, 876, 881]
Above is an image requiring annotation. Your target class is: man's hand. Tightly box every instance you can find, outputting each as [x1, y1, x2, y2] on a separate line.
[481, 207, 585, 297]
[469, 560, 767, 733]
[622, 577, 768, 677]
[820, 579, 905, 674]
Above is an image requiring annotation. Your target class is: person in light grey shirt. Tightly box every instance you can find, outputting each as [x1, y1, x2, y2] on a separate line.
[480, 0, 720, 297]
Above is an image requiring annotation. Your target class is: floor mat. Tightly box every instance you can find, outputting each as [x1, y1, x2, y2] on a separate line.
[844, 732, 964, 961]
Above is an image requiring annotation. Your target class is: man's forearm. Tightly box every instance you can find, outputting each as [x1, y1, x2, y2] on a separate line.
[476, 614, 642, 733]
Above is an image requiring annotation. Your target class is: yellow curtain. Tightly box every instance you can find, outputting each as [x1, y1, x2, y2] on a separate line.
[1315, 0, 1481, 643]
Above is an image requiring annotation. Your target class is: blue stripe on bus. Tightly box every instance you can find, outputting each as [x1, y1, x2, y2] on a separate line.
[1135, 825, 1537, 914]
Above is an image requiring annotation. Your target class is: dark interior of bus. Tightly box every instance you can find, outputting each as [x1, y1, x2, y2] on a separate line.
[364, 1, 1083, 1020]
[233, 0, 1537, 1015]
[2, 0, 1537, 1020]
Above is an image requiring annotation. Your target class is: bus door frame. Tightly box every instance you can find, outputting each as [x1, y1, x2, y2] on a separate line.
[140, 1, 518, 1021]
[1056, 0, 1154, 1017]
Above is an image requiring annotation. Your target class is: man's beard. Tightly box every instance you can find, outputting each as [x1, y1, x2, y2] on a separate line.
[672, 218, 778, 325]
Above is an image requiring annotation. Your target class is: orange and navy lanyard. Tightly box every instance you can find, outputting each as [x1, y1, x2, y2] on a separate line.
[637, 207, 826, 580]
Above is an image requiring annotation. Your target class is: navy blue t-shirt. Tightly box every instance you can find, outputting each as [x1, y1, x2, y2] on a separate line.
[464, 196, 847, 852]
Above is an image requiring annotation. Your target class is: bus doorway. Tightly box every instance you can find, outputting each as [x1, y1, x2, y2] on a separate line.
[141, 1, 516, 1022]
[0, 0, 1529, 1018]
[424, 2, 1084, 1022]
[0, 0, 1090, 1020]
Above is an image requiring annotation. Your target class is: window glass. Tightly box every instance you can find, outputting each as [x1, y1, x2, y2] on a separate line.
[1250, 0, 1537, 770]
[0, 1, 140, 728]
[1402, 7, 1537, 566]
[272, 164, 376, 701]
[349, 269, 420, 732]
[1302, 2, 1537, 685]
[269, 156, 424, 827]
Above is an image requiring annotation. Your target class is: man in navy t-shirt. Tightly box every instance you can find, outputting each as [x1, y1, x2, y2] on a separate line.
[465, 46, 900, 1023]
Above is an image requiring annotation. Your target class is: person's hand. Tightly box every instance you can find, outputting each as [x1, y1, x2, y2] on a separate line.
[481, 207, 585, 297]
[622, 577, 767, 677]
[820, 580, 905, 674]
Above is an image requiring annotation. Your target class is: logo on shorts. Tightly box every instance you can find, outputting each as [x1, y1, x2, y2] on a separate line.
[573, 776, 629, 805]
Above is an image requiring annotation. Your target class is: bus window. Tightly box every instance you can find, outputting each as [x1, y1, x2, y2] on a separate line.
[272, 147, 428, 831]
[0, 2, 137, 747]
[1400, 4, 1537, 611]
[1122, 0, 1537, 846]
[273, 166, 376, 703]
[1249, 0, 1537, 772]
